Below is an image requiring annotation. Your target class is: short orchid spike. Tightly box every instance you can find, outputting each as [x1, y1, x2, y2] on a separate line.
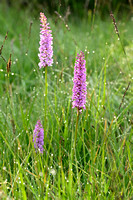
[33, 120, 44, 153]
[72, 51, 87, 111]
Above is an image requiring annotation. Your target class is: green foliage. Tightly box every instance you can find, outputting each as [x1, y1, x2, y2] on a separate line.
[3, 0, 133, 18]
[0, 3, 133, 200]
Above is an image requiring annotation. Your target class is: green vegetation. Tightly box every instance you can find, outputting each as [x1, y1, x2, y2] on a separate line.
[5, 0, 133, 18]
[0, 3, 133, 200]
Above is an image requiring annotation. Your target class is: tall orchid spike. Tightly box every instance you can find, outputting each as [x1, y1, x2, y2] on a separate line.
[38, 12, 53, 68]
[33, 120, 44, 153]
[72, 51, 87, 111]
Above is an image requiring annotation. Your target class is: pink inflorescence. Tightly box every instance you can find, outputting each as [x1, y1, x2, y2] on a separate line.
[38, 12, 53, 68]
[33, 120, 44, 153]
[72, 51, 87, 111]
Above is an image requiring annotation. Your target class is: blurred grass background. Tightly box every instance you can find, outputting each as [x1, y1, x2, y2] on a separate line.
[1, 0, 133, 18]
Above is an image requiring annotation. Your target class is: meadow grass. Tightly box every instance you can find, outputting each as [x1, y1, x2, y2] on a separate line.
[0, 4, 133, 200]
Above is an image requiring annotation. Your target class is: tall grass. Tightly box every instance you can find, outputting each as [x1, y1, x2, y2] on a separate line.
[0, 4, 133, 199]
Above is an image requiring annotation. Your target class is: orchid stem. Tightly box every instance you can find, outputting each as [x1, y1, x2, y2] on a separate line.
[45, 66, 48, 131]
[74, 108, 79, 151]
[71, 108, 80, 164]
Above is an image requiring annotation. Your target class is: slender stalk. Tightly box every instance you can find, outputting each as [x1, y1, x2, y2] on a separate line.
[74, 108, 79, 151]
[45, 66, 48, 131]
[71, 108, 80, 165]
[71, 108, 79, 187]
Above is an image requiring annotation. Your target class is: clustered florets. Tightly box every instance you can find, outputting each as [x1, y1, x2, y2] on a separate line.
[38, 12, 53, 68]
[72, 51, 87, 111]
[33, 120, 44, 153]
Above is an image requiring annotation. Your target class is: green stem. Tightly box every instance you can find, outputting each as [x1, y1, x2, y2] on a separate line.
[45, 66, 48, 131]
[74, 108, 79, 151]
[71, 108, 80, 170]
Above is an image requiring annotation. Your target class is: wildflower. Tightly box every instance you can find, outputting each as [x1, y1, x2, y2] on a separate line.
[38, 12, 53, 68]
[33, 120, 44, 153]
[72, 51, 87, 111]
